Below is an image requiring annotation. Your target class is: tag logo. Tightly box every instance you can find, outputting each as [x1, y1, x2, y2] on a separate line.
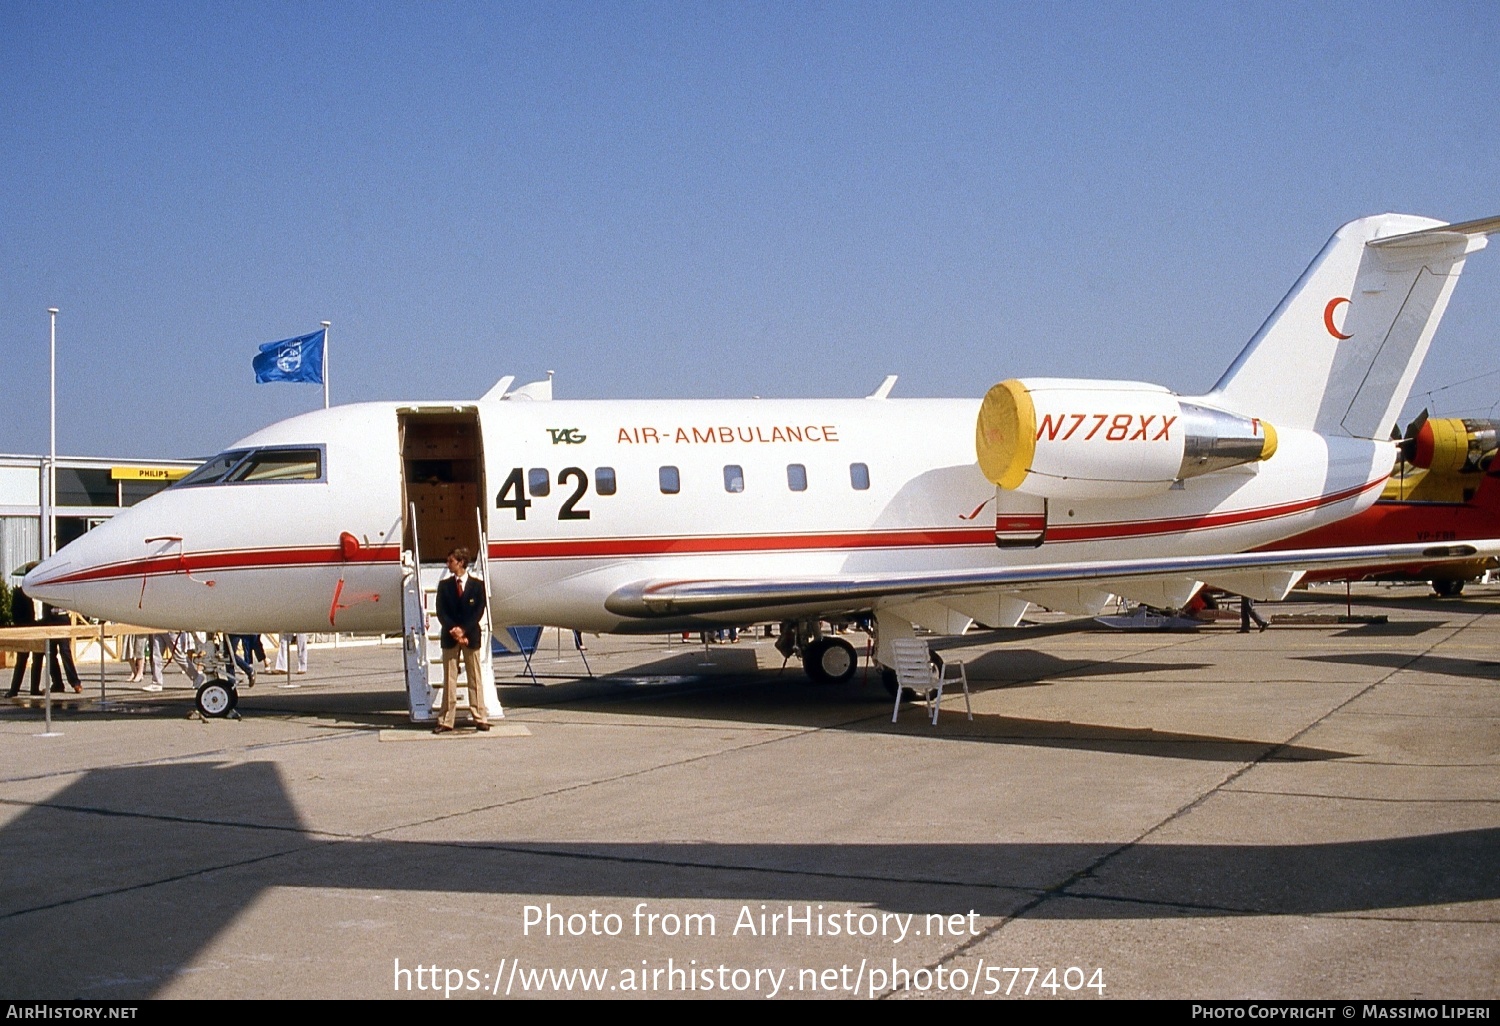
[548, 428, 587, 445]
[275, 343, 303, 373]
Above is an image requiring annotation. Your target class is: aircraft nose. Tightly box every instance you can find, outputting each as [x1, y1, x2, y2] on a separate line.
[22, 550, 76, 603]
[21, 515, 131, 618]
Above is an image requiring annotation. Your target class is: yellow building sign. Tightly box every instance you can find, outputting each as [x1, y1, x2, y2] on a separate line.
[110, 466, 192, 481]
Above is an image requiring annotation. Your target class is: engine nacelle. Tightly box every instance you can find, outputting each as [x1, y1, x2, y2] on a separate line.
[976, 378, 1277, 500]
[1412, 418, 1499, 474]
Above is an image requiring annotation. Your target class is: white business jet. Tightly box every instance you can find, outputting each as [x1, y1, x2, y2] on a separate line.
[23, 212, 1500, 721]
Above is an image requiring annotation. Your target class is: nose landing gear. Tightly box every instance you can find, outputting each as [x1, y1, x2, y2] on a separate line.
[195, 678, 240, 718]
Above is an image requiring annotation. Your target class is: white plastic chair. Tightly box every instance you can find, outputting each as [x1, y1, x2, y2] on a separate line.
[890, 637, 972, 725]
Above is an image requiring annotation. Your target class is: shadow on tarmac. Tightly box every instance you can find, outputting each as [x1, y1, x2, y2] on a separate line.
[0, 643, 1343, 763]
[492, 650, 1338, 762]
[1287, 588, 1500, 617]
[1299, 651, 1500, 682]
[4, 760, 1494, 997]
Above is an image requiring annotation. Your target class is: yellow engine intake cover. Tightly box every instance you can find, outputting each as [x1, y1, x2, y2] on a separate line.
[976, 379, 1036, 489]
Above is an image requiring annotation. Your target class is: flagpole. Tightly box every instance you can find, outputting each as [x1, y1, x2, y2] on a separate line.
[321, 320, 331, 409]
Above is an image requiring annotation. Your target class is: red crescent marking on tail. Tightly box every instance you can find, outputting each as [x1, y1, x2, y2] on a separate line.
[1324, 297, 1352, 340]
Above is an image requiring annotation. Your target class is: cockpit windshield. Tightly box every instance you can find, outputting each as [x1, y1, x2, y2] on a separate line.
[172, 446, 324, 488]
[226, 448, 323, 482]
[174, 450, 251, 488]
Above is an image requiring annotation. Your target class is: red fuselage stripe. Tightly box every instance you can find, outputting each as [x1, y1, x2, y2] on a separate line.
[34, 477, 1383, 585]
[37, 546, 405, 587]
[485, 528, 994, 559]
[1042, 477, 1383, 543]
[484, 476, 1385, 558]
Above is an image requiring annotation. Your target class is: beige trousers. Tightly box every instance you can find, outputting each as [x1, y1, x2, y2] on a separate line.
[439, 645, 488, 728]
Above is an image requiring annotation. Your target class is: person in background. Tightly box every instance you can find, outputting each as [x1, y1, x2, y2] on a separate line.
[274, 633, 309, 675]
[6, 586, 43, 697]
[41, 602, 82, 693]
[122, 631, 147, 683]
[167, 631, 206, 689]
[1239, 595, 1269, 633]
[231, 633, 266, 684]
[141, 633, 172, 691]
[228, 634, 262, 687]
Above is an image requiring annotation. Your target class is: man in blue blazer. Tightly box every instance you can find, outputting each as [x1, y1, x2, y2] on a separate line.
[434, 546, 491, 733]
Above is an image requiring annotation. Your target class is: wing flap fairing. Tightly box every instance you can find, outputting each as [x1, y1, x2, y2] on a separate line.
[603, 541, 1500, 619]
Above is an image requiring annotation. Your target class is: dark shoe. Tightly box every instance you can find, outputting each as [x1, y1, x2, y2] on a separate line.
[30, 688, 42, 696]
[50, 685, 65, 693]
[1238, 628, 1251, 633]
[475, 722, 491, 732]
[1258, 622, 1269, 632]
[4, 690, 17, 698]
[432, 725, 454, 734]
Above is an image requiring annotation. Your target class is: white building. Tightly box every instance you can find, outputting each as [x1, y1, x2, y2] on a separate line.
[0, 455, 200, 580]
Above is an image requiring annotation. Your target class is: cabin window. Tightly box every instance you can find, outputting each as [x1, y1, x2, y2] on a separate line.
[787, 464, 807, 492]
[528, 468, 551, 497]
[723, 465, 744, 493]
[595, 467, 617, 496]
[659, 466, 680, 494]
[850, 462, 870, 490]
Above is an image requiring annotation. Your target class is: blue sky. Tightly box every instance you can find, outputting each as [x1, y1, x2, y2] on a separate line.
[3, 1, 1497, 458]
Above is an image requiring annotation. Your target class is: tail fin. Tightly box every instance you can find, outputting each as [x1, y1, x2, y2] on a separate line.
[1208, 213, 1495, 438]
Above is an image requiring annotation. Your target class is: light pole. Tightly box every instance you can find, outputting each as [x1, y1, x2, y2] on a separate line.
[46, 308, 58, 561]
[40, 307, 60, 738]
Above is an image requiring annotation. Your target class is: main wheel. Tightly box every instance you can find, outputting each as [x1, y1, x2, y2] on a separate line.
[1432, 578, 1465, 598]
[195, 678, 238, 718]
[879, 667, 925, 703]
[802, 637, 858, 684]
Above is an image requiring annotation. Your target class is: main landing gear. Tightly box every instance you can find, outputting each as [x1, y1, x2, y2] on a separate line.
[802, 637, 858, 684]
[195, 678, 240, 718]
[777, 620, 861, 685]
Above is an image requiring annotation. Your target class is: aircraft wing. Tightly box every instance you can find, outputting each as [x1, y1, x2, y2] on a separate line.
[603, 540, 1500, 617]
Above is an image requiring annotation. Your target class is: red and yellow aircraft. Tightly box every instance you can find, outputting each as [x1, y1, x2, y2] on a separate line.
[1266, 416, 1500, 595]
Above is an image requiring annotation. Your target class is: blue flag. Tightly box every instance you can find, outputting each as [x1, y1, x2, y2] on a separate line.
[253, 329, 325, 384]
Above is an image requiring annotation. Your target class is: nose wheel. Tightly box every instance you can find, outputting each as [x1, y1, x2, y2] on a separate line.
[195, 678, 240, 718]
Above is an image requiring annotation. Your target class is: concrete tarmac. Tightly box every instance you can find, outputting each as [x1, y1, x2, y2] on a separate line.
[1, 584, 1496, 1000]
